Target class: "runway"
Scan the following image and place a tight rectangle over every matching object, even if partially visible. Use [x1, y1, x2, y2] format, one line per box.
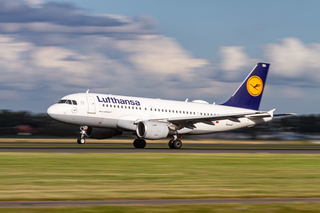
[1, 198, 320, 208]
[1, 147, 320, 154]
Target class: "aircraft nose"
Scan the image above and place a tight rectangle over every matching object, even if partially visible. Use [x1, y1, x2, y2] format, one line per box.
[47, 104, 59, 119]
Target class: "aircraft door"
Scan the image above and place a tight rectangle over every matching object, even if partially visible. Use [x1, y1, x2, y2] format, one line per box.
[86, 96, 96, 114]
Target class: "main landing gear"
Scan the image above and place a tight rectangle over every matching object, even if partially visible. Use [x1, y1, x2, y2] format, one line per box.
[132, 135, 182, 149]
[77, 126, 87, 144]
[168, 135, 182, 149]
[133, 139, 146, 148]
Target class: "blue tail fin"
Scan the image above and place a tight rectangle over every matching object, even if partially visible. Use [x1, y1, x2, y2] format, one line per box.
[222, 63, 270, 110]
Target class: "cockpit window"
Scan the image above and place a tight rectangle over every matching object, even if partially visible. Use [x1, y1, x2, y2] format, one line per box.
[58, 99, 67, 104]
[58, 99, 76, 105]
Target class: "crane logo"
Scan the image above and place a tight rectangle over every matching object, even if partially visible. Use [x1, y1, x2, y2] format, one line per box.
[247, 76, 263, 97]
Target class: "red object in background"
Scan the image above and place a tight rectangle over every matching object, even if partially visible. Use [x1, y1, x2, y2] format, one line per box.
[14, 125, 35, 134]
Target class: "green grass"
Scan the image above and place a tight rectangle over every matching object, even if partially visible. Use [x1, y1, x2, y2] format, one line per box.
[2, 204, 320, 213]
[1, 153, 320, 201]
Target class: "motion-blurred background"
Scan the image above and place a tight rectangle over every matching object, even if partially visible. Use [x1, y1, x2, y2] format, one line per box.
[1, 0, 320, 139]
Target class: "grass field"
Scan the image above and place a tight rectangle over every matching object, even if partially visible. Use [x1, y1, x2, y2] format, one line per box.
[2, 203, 320, 213]
[1, 152, 320, 201]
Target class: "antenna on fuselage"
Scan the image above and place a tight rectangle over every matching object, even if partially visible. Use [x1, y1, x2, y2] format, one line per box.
[86, 89, 89, 94]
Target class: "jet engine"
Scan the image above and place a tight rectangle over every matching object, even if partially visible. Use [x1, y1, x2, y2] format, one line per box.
[85, 127, 122, 139]
[136, 121, 171, 140]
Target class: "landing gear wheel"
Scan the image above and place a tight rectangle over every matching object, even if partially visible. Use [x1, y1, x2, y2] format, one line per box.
[168, 139, 174, 149]
[172, 140, 182, 149]
[77, 138, 86, 144]
[133, 139, 146, 148]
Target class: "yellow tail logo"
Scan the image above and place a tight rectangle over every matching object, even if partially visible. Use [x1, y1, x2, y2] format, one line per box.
[247, 76, 263, 96]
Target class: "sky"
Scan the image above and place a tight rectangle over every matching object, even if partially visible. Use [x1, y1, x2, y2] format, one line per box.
[1, 0, 320, 115]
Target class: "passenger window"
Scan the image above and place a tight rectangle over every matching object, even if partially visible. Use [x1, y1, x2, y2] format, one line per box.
[117, 105, 119, 108]
[103, 104, 105, 107]
[125, 106, 127, 109]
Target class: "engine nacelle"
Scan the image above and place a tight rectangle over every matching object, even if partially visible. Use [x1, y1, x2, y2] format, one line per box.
[85, 127, 122, 139]
[136, 121, 170, 140]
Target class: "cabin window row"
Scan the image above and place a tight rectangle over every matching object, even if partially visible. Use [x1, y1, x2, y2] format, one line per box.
[102, 104, 142, 110]
[101, 104, 216, 116]
[150, 108, 215, 116]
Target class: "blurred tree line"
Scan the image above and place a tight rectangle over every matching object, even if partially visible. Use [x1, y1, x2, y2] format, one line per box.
[236, 114, 320, 138]
[0, 110, 320, 137]
[0, 110, 78, 137]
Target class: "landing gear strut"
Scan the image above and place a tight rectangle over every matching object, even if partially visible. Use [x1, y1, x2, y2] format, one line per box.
[77, 126, 87, 144]
[133, 139, 146, 148]
[168, 135, 182, 149]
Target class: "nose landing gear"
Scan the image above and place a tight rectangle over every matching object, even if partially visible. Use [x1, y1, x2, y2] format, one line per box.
[77, 126, 88, 144]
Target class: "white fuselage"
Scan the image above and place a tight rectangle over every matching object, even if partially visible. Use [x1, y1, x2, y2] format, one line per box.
[47, 93, 271, 136]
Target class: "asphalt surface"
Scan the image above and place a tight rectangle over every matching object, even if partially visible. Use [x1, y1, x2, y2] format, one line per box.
[1, 147, 320, 154]
[1, 198, 320, 208]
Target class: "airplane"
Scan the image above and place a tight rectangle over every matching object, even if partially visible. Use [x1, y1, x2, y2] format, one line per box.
[47, 63, 294, 149]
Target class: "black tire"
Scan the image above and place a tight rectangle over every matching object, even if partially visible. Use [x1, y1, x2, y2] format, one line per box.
[168, 139, 174, 149]
[77, 138, 85, 144]
[173, 140, 182, 149]
[133, 139, 146, 148]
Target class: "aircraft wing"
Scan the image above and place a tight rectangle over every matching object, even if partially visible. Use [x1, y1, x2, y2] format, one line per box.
[164, 111, 259, 129]
[154, 109, 295, 130]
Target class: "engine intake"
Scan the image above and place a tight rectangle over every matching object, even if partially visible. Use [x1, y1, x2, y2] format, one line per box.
[136, 121, 170, 140]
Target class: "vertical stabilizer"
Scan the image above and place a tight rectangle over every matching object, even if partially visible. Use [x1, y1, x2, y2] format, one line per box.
[222, 63, 270, 110]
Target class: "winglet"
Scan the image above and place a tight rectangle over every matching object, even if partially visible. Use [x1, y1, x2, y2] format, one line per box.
[86, 89, 89, 94]
[268, 108, 276, 117]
